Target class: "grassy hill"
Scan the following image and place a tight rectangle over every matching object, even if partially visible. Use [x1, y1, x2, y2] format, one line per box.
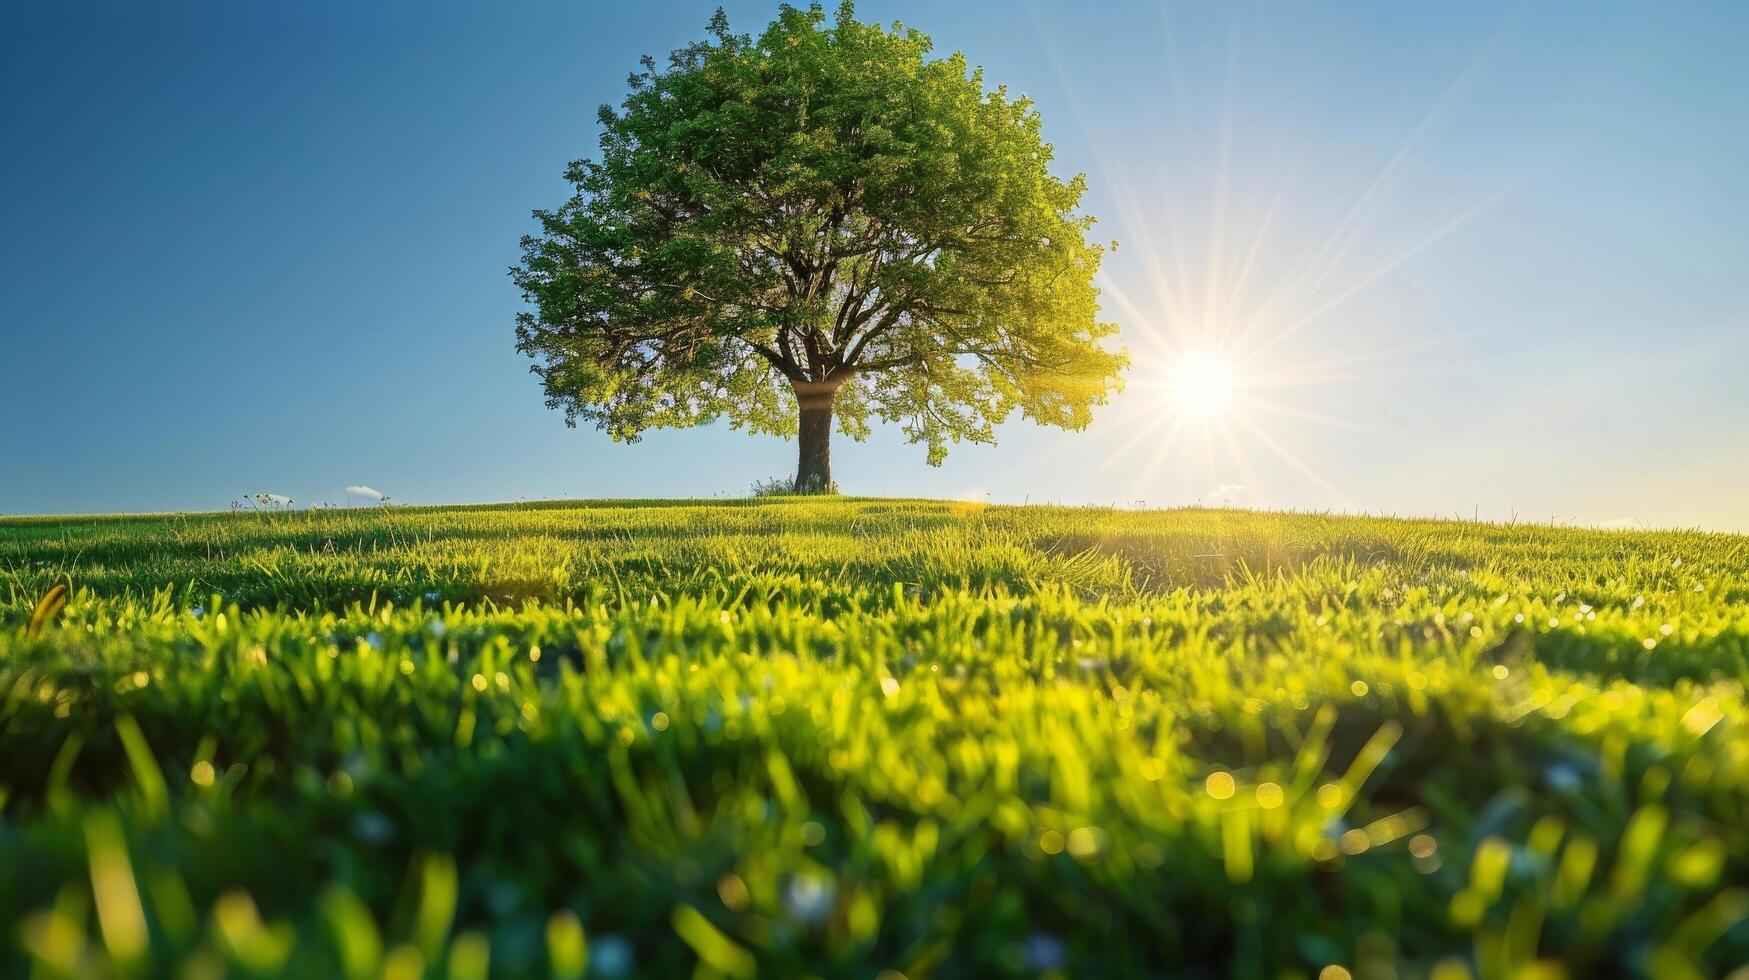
[3, 499, 1747, 977]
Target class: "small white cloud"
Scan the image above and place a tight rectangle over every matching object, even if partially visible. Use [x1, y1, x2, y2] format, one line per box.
[252, 492, 294, 508]
[1201, 483, 1247, 506]
[346, 485, 385, 501]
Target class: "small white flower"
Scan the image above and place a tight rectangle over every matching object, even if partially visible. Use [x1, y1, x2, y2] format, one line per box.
[784, 873, 835, 923]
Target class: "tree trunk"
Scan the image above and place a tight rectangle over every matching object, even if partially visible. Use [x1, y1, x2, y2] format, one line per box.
[793, 380, 838, 494]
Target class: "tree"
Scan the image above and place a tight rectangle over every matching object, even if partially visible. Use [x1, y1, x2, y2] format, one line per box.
[513, 2, 1126, 493]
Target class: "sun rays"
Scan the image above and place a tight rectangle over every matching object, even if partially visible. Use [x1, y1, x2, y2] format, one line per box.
[1028, 3, 1511, 511]
[1165, 351, 1239, 417]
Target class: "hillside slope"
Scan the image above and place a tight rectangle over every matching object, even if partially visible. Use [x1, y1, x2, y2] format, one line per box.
[3, 500, 1747, 977]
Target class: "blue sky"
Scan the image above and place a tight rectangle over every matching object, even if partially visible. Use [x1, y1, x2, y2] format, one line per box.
[3, 1, 1746, 527]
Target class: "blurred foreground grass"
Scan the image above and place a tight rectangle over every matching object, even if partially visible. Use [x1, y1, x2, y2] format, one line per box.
[3, 498, 1749, 977]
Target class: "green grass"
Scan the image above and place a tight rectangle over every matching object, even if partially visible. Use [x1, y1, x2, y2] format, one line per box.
[3, 499, 1748, 978]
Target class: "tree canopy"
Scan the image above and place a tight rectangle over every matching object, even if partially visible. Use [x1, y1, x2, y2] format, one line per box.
[513, 2, 1126, 490]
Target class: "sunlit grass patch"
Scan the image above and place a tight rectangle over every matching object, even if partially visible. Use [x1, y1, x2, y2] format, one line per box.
[1, 499, 1747, 976]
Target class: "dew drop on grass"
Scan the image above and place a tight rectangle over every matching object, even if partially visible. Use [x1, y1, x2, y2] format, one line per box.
[1205, 771, 1236, 800]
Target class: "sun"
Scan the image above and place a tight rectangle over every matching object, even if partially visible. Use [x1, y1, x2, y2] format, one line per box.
[1168, 352, 1240, 416]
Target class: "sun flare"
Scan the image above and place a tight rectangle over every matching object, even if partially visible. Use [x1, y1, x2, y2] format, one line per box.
[1168, 352, 1240, 417]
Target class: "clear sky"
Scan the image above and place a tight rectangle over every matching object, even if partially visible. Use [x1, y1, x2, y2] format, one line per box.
[4, 1, 1746, 527]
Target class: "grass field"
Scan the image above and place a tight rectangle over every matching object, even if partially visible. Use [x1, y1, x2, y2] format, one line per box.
[3, 499, 1748, 978]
